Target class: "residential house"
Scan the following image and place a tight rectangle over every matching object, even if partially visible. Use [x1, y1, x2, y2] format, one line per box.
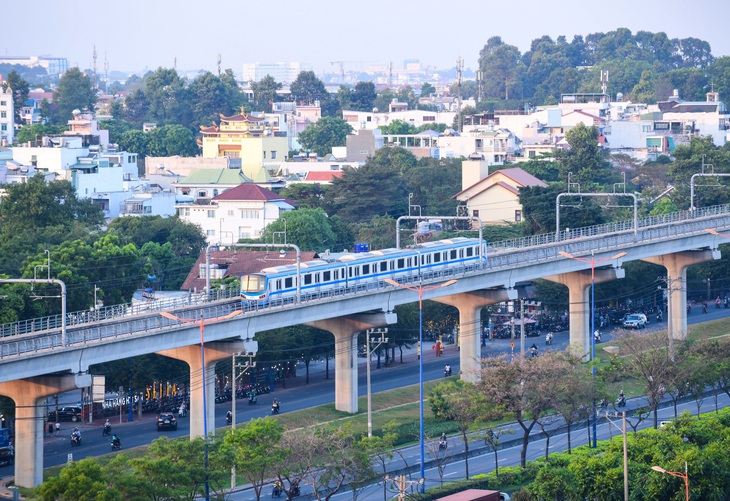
[177, 183, 296, 244]
[0, 78, 13, 146]
[454, 166, 547, 225]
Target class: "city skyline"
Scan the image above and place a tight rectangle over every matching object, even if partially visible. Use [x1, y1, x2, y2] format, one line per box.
[2, 0, 729, 78]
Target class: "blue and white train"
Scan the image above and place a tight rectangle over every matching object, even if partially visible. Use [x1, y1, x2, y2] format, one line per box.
[240, 237, 487, 305]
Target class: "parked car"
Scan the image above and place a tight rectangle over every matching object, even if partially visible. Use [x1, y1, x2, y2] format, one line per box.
[0, 445, 14, 466]
[623, 313, 647, 329]
[156, 412, 178, 431]
[48, 406, 82, 422]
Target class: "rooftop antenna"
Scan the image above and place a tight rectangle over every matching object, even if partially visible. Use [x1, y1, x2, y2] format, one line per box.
[104, 52, 109, 91]
[92, 45, 98, 89]
[456, 56, 463, 132]
[174, 57, 177, 70]
[388, 61, 393, 88]
[601, 70, 609, 101]
[217, 53, 221, 76]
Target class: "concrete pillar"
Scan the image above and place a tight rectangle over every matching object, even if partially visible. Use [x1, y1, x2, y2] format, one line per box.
[432, 289, 517, 382]
[306, 312, 396, 413]
[544, 268, 624, 360]
[0, 373, 91, 488]
[158, 341, 243, 439]
[643, 250, 720, 340]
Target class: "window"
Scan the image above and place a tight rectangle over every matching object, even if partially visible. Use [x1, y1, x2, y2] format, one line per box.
[366, 116, 372, 122]
[0, 111, 5, 118]
[284, 277, 293, 288]
[450, 250, 457, 260]
[263, 151, 266, 159]
[144, 206, 152, 214]
[0, 101, 5, 106]
[228, 210, 234, 216]
[363, 264, 370, 275]
[472, 209, 479, 218]
[206, 229, 216, 236]
[323, 271, 331, 281]
[179, 208, 190, 217]
[303, 274, 312, 285]
[207, 210, 216, 218]
[240, 210, 260, 219]
[198, 190, 207, 198]
[397, 258, 405, 269]
[423, 116, 435, 122]
[515, 210, 522, 222]
[0, 124, 5, 131]
[271, 151, 277, 159]
[380, 262, 388, 272]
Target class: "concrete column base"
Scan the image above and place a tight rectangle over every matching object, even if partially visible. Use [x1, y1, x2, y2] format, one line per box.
[642, 249, 720, 340]
[544, 268, 624, 360]
[0, 373, 91, 488]
[433, 289, 516, 382]
[158, 341, 243, 439]
[306, 312, 396, 413]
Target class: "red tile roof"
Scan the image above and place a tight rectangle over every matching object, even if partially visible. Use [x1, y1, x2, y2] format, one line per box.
[213, 184, 292, 203]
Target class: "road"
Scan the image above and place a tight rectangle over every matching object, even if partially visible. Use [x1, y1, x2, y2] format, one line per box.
[1, 305, 728, 482]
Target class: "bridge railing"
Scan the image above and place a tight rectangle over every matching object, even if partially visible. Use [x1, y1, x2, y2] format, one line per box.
[3, 203, 730, 352]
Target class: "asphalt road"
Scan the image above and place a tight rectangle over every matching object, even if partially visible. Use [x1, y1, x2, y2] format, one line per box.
[1, 305, 728, 481]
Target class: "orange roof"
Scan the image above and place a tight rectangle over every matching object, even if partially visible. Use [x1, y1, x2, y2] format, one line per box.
[304, 171, 344, 182]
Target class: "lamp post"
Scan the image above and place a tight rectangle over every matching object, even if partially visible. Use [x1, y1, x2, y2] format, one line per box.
[384, 277, 457, 492]
[651, 462, 689, 501]
[366, 328, 388, 438]
[559, 250, 626, 447]
[160, 309, 243, 501]
[603, 410, 629, 501]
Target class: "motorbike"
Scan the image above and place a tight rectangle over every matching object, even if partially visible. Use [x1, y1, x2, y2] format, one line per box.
[102, 423, 112, 436]
[702, 303, 708, 314]
[248, 394, 258, 405]
[71, 433, 81, 446]
[226, 413, 232, 425]
[438, 440, 447, 451]
[272, 403, 280, 415]
[111, 437, 121, 450]
[616, 395, 627, 408]
[272, 483, 283, 498]
[444, 366, 452, 377]
[545, 333, 553, 345]
[594, 331, 602, 344]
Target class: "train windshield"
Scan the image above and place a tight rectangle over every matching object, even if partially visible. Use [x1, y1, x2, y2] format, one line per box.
[241, 274, 266, 293]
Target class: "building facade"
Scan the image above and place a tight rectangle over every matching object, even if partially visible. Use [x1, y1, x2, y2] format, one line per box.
[0, 80, 14, 146]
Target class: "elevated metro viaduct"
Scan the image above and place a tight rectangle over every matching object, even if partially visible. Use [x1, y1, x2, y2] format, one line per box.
[1, 215, 729, 487]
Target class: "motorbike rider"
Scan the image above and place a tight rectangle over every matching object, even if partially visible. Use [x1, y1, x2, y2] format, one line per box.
[272, 399, 280, 414]
[617, 390, 626, 406]
[444, 364, 452, 376]
[226, 410, 232, 424]
[71, 427, 81, 443]
[594, 330, 602, 343]
[545, 332, 553, 345]
[530, 344, 538, 357]
[103, 419, 112, 435]
[111, 433, 121, 448]
[272, 480, 283, 497]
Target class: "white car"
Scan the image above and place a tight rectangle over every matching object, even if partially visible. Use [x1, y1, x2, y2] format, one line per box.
[623, 313, 647, 329]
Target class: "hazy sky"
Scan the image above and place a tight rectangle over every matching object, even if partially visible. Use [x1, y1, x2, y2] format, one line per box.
[3, 0, 729, 77]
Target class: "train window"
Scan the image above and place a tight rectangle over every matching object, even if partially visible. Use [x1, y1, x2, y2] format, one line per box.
[380, 261, 388, 272]
[241, 275, 265, 292]
[285, 277, 293, 288]
[433, 253, 441, 263]
[274, 279, 281, 291]
[450, 250, 457, 259]
[323, 271, 331, 281]
[466, 247, 474, 257]
[397, 258, 405, 269]
[314, 273, 321, 284]
[363, 264, 370, 275]
[304, 274, 312, 285]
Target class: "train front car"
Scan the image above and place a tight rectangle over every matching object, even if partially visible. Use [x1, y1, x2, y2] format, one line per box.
[241, 273, 269, 306]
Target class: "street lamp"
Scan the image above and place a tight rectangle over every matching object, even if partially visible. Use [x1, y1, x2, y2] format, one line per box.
[651, 462, 689, 501]
[160, 309, 243, 501]
[384, 277, 457, 492]
[604, 411, 629, 501]
[559, 250, 627, 448]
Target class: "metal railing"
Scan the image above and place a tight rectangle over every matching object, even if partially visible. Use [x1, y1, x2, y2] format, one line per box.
[2, 204, 730, 361]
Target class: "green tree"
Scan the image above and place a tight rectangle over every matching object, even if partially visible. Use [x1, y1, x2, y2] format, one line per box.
[34, 458, 119, 501]
[3, 69, 29, 126]
[225, 418, 287, 501]
[420, 82, 436, 98]
[117, 129, 150, 158]
[98, 119, 135, 145]
[290, 71, 330, 107]
[144, 67, 190, 126]
[280, 183, 329, 210]
[350, 81, 376, 112]
[251, 75, 282, 113]
[379, 119, 415, 135]
[479, 36, 525, 100]
[147, 124, 198, 156]
[108, 215, 206, 261]
[297, 116, 353, 157]
[189, 71, 234, 130]
[259, 208, 338, 253]
[123, 88, 150, 127]
[14, 123, 65, 145]
[52, 67, 97, 124]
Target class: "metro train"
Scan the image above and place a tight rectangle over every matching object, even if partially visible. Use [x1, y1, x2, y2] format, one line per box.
[240, 237, 487, 305]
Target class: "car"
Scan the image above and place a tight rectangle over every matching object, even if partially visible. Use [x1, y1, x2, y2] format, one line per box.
[48, 406, 83, 422]
[623, 313, 647, 329]
[0, 446, 14, 466]
[156, 412, 178, 431]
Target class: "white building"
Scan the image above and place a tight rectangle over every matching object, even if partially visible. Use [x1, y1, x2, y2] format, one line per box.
[177, 183, 296, 244]
[0, 56, 68, 76]
[0, 79, 14, 146]
[242, 62, 301, 84]
[343, 109, 457, 131]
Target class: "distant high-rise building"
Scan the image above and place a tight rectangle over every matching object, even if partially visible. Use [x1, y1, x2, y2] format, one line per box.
[0, 56, 68, 77]
[242, 62, 301, 84]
